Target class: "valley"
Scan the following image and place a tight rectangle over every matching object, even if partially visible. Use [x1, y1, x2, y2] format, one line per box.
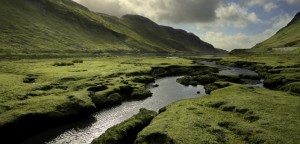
[0, 0, 299, 144]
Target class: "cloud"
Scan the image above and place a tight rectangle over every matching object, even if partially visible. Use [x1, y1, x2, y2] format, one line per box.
[263, 2, 278, 12]
[200, 13, 293, 51]
[214, 3, 262, 28]
[241, 0, 278, 12]
[262, 13, 293, 36]
[201, 32, 252, 51]
[197, 3, 262, 30]
[73, 0, 221, 23]
[286, 0, 300, 4]
[72, 0, 295, 51]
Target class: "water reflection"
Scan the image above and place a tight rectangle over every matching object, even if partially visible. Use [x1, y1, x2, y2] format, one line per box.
[200, 61, 258, 75]
[25, 76, 205, 144]
[24, 62, 263, 144]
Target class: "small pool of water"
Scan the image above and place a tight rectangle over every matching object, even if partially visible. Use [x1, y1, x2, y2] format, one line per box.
[200, 61, 258, 75]
[200, 61, 263, 87]
[24, 76, 205, 144]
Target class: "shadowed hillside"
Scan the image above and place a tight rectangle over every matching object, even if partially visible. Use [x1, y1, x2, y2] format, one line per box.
[0, 0, 226, 57]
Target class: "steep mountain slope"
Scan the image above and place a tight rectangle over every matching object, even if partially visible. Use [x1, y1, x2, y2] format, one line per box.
[248, 12, 300, 53]
[121, 15, 225, 55]
[0, 0, 225, 56]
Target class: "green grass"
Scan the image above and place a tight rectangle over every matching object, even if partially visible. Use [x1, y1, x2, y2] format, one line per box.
[0, 56, 195, 142]
[133, 55, 299, 143]
[1, 56, 298, 143]
[136, 84, 300, 144]
[0, 56, 192, 117]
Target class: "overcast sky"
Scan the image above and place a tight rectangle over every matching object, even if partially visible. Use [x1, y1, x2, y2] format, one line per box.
[73, 0, 300, 51]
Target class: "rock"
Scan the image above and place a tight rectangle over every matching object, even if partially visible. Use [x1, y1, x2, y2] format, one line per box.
[152, 84, 159, 87]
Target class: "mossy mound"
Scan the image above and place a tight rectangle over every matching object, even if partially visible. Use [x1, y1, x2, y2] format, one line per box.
[281, 82, 300, 94]
[204, 82, 231, 94]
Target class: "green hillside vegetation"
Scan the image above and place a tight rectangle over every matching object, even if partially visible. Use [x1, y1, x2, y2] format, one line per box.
[251, 12, 300, 51]
[231, 12, 300, 55]
[0, 0, 226, 57]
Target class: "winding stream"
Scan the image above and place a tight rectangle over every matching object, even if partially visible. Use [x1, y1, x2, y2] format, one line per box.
[24, 62, 262, 144]
[24, 77, 206, 144]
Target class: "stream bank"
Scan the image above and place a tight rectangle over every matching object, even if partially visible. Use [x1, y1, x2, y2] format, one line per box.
[88, 62, 265, 144]
[25, 66, 217, 143]
[113, 56, 300, 144]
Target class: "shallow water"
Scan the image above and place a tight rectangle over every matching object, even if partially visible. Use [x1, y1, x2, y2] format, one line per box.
[200, 61, 258, 75]
[24, 76, 205, 144]
[200, 61, 263, 87]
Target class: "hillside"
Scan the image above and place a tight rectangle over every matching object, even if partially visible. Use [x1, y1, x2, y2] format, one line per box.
[0, 0, 226, 57]
[243, 12, 300, 54]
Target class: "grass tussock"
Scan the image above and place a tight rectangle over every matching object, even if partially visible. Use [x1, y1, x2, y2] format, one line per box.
[53, 62, 74, 66]
[72, 59, 83, 63]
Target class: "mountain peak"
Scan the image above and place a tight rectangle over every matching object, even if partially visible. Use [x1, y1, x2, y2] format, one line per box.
[122, 14, 152, 21]
[287, 12, 300, 26]
[121, 14, 158, 26]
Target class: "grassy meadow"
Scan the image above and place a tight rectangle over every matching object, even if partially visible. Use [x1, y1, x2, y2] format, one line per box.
[136, 84, 300, 144]
[0, 56, 194, 123]
[0, 53, 299, 144]
[90, 55, 300, 144]
[0, 56, 198, 143]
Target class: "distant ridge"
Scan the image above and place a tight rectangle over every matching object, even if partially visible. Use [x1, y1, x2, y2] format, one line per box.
[0, 0, 226, 57]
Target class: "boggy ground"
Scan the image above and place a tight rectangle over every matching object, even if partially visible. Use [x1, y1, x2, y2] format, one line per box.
[0, 56, 216, 143]
[94, 55, 300, 144]
[191, 56, 300, 94]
